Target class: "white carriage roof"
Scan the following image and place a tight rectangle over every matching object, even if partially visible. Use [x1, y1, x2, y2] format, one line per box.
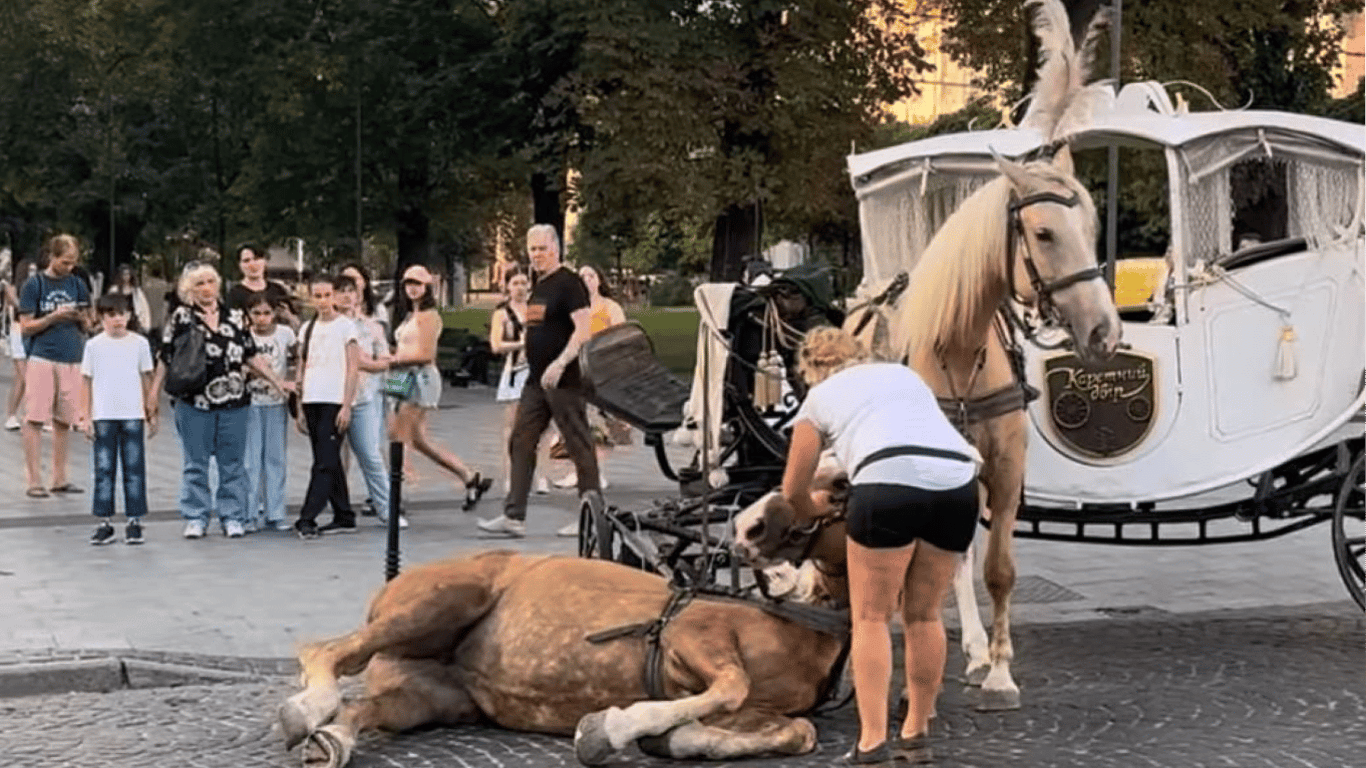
[849, 81, 1366, 185]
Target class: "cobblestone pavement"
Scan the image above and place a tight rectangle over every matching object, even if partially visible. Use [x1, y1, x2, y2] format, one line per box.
[0, 603, 1359, 768]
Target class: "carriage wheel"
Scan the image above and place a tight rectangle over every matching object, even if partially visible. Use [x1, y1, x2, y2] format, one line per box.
[1331, 451, 1366, 612]
[576, 496, 612, 559]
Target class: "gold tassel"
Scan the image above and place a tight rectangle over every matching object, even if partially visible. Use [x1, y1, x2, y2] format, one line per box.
[1274, 325, 1297, 381]
[755, 351, 783, 410]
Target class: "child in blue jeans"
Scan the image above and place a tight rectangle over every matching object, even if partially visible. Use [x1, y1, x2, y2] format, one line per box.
[244, 292, 296, 531]
[80, 294, 156, 544]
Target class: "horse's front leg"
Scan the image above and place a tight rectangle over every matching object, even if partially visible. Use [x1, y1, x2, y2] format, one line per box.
[301, 656, 482, 768]
[978, 415, 1021, 710]
[954, 533, 992, 685]
[280, 561, 499, 748]
[978, 453, 1023, 710]
[573, 645, 750, 766]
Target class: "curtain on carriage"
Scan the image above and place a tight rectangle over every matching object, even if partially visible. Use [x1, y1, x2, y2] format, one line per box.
[854, 158, 995, 296]
[1179, 128, 1364, 266]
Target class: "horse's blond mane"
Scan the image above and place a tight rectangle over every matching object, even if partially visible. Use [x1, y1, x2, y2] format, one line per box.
[892, 176, 1012, 361]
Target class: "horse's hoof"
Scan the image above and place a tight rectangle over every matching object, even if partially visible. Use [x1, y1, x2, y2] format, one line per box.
[574, 710, 616, 766]
[976, 687, 1021, 711]
[964, 664, 990, 686]
[784, 718, 818, 754]
[302, 724, 352, 768]
[279, 697, 314, 750]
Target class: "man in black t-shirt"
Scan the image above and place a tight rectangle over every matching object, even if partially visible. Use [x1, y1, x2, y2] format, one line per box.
[477, 224, 600, 538]
[225, 244, 300, 329]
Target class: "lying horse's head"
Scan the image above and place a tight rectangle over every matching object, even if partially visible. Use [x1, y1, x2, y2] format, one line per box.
[732, 468, 850, 568]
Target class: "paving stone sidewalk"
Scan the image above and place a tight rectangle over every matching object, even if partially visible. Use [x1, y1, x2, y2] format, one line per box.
[0, 603, 1359, 768]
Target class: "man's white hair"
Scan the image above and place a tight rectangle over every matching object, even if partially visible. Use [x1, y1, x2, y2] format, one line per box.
[526, 223, 561, 256]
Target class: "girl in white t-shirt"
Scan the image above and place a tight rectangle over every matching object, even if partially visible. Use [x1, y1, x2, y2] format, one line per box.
[243, 293, 296, 531]
[782, 327, 979, 764]
[79, 293, 156, 545]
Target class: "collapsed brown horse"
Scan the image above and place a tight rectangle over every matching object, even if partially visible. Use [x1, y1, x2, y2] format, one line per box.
[277, 550, 849, 767]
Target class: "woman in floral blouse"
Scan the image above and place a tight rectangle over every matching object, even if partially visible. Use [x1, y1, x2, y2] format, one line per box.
[149, 263, 292, 540]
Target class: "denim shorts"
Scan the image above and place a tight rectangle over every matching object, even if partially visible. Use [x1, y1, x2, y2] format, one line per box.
[391, 364, 442, 409]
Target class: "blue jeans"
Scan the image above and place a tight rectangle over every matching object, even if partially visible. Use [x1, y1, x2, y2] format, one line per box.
[91, 420, 148, 519]
[245, 403, 289, 526]
[347, 398, 391, 519]
[174, 402, 250, 525]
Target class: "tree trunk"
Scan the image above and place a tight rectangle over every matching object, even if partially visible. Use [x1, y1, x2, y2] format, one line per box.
[531, 169, 564, 236]
[394, 163, 431, 283]
[708, 203, 759, 283]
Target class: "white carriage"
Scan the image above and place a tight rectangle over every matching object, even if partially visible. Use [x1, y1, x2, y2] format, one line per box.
[849, 81, 1366, 608]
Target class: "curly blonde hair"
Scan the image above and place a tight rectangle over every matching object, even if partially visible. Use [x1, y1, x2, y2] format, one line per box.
[797, 326, 869, 386]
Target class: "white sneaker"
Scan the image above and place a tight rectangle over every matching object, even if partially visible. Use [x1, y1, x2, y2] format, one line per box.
[535, 477, 550, 495]
[476, 515, 526, 537]
[379, 515, 410, 530]
[4, 415, 19, 431]
[556, 520, 580, 538]
[224, 520, 246, 538]
[183, 520, 207, 539]
[599, 475, 610, 490]
[553, 473, 577, 489]
[42, 423, 53, 433]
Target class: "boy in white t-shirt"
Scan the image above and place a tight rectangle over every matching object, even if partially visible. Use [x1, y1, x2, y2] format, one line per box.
[294, 275, 359, 538]
[243, 292, 296, 532]
[80, 294, 156, 545]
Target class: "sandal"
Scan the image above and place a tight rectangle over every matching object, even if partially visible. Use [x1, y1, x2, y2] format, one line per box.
[49, 483, 84, 494]
[462, 473, 494, 512]
[26, 487, 49, 498]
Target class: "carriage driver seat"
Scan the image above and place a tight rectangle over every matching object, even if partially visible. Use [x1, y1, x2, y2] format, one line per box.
[578, 323, 692, 436]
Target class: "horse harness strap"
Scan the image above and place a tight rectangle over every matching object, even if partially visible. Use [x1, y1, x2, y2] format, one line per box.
[934, 313, 1040, 435]
[585, 584, 851, 703]
[1005, 190, 1103, 312]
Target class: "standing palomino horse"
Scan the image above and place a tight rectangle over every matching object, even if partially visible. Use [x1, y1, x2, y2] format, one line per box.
[843, 0, 1120, 710]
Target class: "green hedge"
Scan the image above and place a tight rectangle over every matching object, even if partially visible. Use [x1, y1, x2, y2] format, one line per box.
[442, 306, 698, 377]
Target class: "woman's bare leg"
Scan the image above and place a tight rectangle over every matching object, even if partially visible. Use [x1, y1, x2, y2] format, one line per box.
[899, 539, 961, 740]
[7, 359, 26, 421]
[846, 537, 917, 753]
[398, 405, 476, 485]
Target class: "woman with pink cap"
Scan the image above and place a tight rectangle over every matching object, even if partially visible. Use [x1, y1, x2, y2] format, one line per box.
[386, 264, 492, 511]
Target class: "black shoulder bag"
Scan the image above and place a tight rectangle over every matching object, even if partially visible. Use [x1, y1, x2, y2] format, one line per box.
[164, 312, 208, 399]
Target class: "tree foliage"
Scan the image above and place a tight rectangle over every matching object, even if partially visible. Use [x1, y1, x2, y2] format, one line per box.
[931, 0, 1360, 115]
[0, 1, 924, 283]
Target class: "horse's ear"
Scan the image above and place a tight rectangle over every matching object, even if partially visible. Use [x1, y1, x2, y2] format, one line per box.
[992, 148, 1034, 193]
[1052, 144, 1075, 176]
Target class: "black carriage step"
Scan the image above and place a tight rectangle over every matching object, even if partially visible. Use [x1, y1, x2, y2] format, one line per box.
[579, 323, 691, 434]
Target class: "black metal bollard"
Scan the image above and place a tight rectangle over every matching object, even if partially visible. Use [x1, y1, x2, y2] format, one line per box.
[386, 441, 404, 581]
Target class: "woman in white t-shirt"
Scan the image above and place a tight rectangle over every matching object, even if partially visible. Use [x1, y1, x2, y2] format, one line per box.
[782, 327, 979, 764]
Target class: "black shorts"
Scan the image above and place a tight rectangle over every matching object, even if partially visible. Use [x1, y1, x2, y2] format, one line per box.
[846, 481, 979, 553]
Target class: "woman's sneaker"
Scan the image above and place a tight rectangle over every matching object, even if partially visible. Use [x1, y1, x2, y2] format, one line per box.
[182, 520, 207, 539]
[90, 522, 116, 546]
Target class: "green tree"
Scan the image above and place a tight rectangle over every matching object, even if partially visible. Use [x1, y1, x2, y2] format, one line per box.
[565, 0, 930, 280]
[932, 0, 1359, 115]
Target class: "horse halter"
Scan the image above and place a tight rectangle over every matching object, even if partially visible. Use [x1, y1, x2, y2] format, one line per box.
[1005, 190, 1103, 323]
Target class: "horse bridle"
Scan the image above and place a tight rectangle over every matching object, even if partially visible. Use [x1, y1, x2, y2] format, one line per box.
[1005, 190, 1104, 325]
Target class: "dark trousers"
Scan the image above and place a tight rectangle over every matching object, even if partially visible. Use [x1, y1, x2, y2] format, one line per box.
[300, 403, 352, 524]
[505, 381, 598, 521]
